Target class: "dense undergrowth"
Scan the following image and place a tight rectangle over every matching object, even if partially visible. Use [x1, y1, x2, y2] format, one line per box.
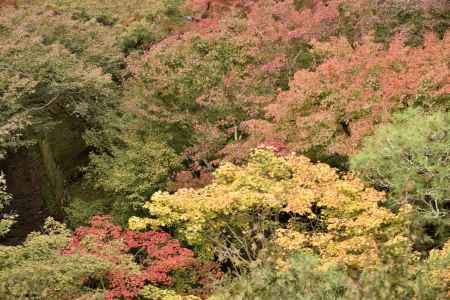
[0, 0, 449, 299]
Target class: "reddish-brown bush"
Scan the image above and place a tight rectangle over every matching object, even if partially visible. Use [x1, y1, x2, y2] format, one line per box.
[63, 216, 221, 299]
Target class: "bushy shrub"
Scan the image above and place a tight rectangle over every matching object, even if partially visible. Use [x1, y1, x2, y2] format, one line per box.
[140, 285, 201, 300]
[212, 243, 450, 300]
[121, 22, 156, 54]
[351, 108, 450, 250]
[43, 0, 185, 28]
[64, 215, 221, 299]
[213, 253, 349, 300]
[87, 135, 181, 225]
[211, 252, 350, 300]
[64, 196, 110, 228]
[415, 240, 450, 299]
[344, 239, 450, 300]
[0, 216, 219, 299]
[0, 218, 112, 300]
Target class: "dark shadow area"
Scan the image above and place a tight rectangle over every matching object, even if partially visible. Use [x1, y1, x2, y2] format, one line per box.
[0, 149, 50, 245]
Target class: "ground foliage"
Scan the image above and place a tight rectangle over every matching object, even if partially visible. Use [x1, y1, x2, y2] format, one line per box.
[211, 245, 450, 300]
[0, 216, 219, 299]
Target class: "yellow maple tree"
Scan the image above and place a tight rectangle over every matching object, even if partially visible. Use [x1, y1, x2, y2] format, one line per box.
[130, 148, 411, 269]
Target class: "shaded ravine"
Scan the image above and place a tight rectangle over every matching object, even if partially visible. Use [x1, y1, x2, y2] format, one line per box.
[0, 149, 50, 245]
[0, 117, 90, 245]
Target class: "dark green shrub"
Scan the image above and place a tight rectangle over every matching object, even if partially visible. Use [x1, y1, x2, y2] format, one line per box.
[121, 22, 156, 54]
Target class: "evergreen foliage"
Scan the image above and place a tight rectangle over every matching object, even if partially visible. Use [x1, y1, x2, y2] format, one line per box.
[351, 108, 450, 250]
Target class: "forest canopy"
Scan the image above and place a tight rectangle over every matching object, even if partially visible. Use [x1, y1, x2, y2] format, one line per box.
[0, 0, 449, 299]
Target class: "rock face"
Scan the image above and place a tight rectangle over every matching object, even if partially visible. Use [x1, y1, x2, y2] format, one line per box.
[0, 119, 88, 245]
[0, 148, 48, 245]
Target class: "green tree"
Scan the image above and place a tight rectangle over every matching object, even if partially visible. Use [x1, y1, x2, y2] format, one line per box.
[0, 3, 122, 225]
[0, 8, 118, 137]
[87, 129, 181, 225]
[351, 108, 450, 250]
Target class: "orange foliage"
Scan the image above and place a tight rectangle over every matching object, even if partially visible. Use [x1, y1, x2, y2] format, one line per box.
[266, 32, 449, 155]
[127, 0, 449, 170]
[0, 0, 16, 8]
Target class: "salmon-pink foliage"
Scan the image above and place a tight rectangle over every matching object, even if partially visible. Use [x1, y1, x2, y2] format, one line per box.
[266, 32, 449, 155]
[126, 0, 449, 176]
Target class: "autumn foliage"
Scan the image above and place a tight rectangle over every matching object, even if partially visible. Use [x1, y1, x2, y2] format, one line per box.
[124, 0, 449, 175]
[63, 215, 220, 299]
[1, 0, 450, 299]
[267, 32, 449, 155]
[130, 149, 410, 270]
[0, 0, 16, 9]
